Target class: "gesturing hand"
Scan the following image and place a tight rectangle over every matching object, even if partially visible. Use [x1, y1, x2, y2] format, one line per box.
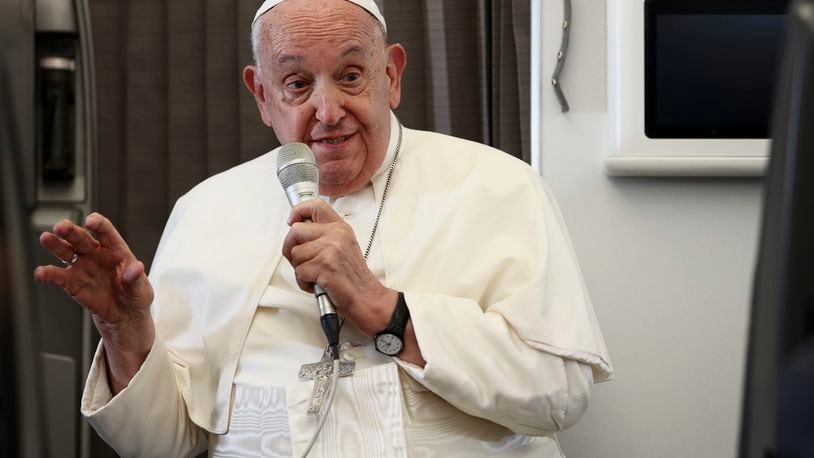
[33, 212, 155, 364]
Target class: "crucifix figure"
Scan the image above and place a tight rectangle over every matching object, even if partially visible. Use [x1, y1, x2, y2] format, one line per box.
[299, 348, 356, 415]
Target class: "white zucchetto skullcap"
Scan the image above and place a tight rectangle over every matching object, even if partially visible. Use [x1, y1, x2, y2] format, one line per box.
[252, 0, 386, 33]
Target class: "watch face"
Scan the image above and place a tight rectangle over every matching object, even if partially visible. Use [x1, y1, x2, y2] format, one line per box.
[375, 333, 403, 356]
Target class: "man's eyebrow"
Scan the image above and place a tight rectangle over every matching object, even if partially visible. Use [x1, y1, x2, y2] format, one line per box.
[341, 46, 366, 58]
[276, 54, 304, 65]
[275, 46, 365, 66]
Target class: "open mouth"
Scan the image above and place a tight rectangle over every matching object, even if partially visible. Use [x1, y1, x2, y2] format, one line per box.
[314, 132, 354, 146]
[321, 136, 348, 145]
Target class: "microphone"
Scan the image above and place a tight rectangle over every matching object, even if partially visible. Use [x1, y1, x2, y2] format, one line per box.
[277, 143, 340, 358]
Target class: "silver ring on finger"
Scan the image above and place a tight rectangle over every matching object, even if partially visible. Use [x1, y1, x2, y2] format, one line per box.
[61, 253, 79, 267]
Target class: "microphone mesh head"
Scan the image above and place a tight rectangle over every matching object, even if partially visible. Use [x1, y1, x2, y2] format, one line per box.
[277, 143, 318, 189]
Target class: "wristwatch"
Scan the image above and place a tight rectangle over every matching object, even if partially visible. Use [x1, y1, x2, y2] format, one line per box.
[374, 292, 410, 356]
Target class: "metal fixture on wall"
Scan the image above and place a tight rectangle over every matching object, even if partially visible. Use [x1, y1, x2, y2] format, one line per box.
[551, 0, 572, 112]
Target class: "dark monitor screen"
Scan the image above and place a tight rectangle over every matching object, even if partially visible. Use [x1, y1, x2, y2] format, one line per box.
[645, 0, 789, 138]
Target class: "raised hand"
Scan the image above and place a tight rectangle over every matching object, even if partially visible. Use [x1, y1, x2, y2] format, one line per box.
[34, 212, 154, 392]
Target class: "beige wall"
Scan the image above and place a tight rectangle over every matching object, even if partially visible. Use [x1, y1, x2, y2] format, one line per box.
[535, 1, 764, 456]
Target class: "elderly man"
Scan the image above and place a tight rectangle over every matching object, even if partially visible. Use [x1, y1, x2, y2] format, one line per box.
[35, 0, 612, 456]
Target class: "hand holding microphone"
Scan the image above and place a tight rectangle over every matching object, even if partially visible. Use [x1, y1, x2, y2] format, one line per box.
[277, 143, 394, 354]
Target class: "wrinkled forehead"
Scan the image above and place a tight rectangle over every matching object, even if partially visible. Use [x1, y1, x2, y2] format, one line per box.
[259, 6, 384, 68]
[252, 0, 386, 33]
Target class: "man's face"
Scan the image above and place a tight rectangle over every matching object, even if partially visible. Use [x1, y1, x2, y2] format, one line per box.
[244, 0, 406, 197]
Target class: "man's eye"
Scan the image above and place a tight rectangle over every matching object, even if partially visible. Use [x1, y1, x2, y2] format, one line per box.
[286, 80, 308, 90]
[343, 73, 361, 82]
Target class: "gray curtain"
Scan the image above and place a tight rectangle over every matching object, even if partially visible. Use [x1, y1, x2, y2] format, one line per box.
[89, 0, 530, 267]
[90, 0, 274, 270]
[386, 0, 530, 163]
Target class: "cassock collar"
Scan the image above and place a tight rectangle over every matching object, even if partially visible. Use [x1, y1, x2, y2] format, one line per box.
[371, 111, 400, 181]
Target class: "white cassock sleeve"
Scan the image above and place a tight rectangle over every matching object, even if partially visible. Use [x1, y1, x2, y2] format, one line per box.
[388, 162, 611, 436]
[397, 300, 594, 436]
[81, 333, 207, 458]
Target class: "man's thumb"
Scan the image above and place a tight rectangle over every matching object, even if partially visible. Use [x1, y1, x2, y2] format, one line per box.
[122, 261, 147, 296]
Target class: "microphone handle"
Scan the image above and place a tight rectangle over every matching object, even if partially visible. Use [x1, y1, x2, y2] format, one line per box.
[314, 285, 335, 315]
[316, 284, 340, 356]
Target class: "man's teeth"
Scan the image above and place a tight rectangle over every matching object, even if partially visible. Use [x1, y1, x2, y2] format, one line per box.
[321, 136, 347, 145]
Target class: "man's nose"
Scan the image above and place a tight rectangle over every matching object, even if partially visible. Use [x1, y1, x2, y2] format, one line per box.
[312, 84, 346, 126]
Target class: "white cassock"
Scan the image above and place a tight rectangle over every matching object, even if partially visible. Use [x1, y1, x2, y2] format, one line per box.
[80, 113, 613, 457]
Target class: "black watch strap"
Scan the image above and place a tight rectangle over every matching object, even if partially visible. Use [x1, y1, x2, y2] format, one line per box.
[385, 292, 410, 336]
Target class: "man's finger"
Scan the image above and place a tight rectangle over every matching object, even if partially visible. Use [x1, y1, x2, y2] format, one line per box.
[121, 261, 151, 300]
[52, 220, 100, 255]
[296, 278, 315, 294]
[288, 240, 324, 267]
[34, 266, 94, 305]
[39, 232, 79, 265]
[287, 199, 342, 225]
[292, 261, 320, 294]
[83, 212, 129, 252]
[282, 222, 329, 260]
[33, 265, 71, 289]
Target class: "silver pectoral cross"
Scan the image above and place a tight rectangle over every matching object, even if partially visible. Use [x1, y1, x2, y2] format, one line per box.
[298, 348, 355, 415]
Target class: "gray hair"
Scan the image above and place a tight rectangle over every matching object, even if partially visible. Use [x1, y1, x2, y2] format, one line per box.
[250, 20, 265, 68]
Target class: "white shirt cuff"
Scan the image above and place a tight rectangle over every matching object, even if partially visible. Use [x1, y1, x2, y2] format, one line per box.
[80, 334, 162, 418]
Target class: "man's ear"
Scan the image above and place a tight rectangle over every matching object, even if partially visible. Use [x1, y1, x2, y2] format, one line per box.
[385, 44, 407, 109]
[243, 65, 273, 127]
